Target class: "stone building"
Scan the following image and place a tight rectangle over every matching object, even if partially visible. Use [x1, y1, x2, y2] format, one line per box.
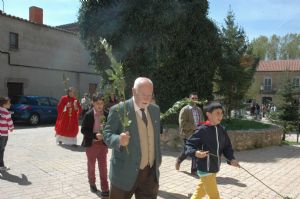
[248, 60, 300, 105]
[0, 7, 99, 100]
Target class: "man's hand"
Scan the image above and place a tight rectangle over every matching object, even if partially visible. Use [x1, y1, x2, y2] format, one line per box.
[119, 131, 130, 146]
[195, 150, 209, 158]
[96, 133, 103, 140]
[230, 159, 240, 168]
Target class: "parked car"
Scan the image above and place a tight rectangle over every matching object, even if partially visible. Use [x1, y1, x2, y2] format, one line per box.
[10, 95, 58, 125]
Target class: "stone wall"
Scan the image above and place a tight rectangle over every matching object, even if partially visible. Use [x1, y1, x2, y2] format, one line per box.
[160, 126, 283, 151]
[227, 127, 283, 151]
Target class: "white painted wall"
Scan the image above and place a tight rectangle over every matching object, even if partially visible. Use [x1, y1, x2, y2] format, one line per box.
[0, 13, 101, 99]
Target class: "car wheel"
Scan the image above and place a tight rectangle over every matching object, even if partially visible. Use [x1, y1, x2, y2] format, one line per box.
[29, 113, 40, 125]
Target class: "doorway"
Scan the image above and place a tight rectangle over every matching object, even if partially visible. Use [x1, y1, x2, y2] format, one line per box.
[7, 82, 24, 98]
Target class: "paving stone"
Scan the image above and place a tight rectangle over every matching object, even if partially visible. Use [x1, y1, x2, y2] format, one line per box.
[0, 125, 299, 199]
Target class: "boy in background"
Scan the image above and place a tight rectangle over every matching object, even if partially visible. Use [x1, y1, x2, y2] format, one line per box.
[186, 102, 240, 199]
[0, 97, 14, 171]
[81, 94, 109, 197]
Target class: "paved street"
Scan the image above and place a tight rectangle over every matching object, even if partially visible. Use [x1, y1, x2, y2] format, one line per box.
[0, 125, 300, 199]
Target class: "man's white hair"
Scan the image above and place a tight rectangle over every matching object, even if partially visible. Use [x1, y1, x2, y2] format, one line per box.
[133, 77, 153, 89]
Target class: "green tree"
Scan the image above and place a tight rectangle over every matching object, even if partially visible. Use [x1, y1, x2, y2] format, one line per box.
[267, 34, 280, 60]
[277, 77, 299, 140]
[78, 0, 222, 111]
[218, 10, 258, 118]
[251, 33, 300, 61]
[280, 33, 300, 59]
[249, 36, 268, 60]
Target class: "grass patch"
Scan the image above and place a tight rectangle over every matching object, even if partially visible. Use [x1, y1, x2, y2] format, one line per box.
[163, 123, 179, 129]
[281, 140, 300, 145]
[221, 119, 272, 130]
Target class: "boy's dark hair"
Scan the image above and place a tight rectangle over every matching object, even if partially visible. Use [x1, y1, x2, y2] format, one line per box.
[0, 96, 10, 107]
[204, 102, 223, 113]
[92, 93, 104, 102]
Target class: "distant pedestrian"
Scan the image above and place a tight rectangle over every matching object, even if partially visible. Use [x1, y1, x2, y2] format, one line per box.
[81, 93, 91, 118]
[81, 93, 109, 197]
[255, 103, 260, 119]
[186, 102, 240, 199]
[250, 104, 255, 116]
[55, 87, 82, 146]
[104, 92, 118, 114]
[0, 96, 14, 171]
[262, 104, 267, 118]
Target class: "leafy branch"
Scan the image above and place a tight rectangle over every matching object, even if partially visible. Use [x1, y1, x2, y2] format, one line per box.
[100, 38, 131, 131]
[62, 73, 70, 92]
[100, 38, 131, 153]
[160, 98, 207, 121]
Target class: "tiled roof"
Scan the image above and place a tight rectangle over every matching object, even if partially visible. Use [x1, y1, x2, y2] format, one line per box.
[0, 11, 77, 35]
[257, 60, 300, 72]
[56, 23, 79, 33]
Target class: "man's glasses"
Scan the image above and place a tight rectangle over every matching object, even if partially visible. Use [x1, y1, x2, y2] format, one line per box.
[136, 93, 154, 98]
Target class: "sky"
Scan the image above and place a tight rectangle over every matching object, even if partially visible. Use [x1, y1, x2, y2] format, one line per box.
[2, 0, 300, 41]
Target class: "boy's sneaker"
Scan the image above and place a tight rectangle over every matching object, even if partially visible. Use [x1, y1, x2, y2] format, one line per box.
[0, 166, 10, 171]
[90, 184, 98, 193]
[175, 161, 180, 170]
[101, 191, 109, 197]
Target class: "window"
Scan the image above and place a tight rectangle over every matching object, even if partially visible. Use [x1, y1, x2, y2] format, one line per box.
[36, 97, 50, 106]
[49, 98, 58, 107]
[89, 83, 97, 95]
[7, 82, 23, 98]
[9, 32, 19, 49]
[293, 77, 300, 89]
[263, 77, 272, 91]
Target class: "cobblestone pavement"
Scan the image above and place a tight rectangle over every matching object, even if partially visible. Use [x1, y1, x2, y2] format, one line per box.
[0, 125, 299, 199]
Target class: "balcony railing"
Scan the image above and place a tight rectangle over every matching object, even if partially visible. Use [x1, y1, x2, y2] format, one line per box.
[260, 88, 276, 94]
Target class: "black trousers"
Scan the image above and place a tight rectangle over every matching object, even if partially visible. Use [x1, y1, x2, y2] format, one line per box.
[109, 165, 159, 199]
[0, 136, 8, 167]
[177, 138, 197, 172]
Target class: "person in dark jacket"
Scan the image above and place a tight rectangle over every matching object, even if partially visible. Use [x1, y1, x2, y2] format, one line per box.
[81, 94, 109, 197]
[185, 102, 240, 199]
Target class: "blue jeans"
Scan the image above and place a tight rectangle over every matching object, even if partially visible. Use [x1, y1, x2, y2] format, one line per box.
[0, 136, 8, 167]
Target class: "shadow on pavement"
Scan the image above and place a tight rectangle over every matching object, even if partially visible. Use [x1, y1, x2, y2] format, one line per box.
[0, 171, 32, 185]
[181, 171, 198, 179]
[158, 190, 190, 199]
[217, 176, 247, 187]
[91, 190, 105, 198]
[59, 144, 85, 152]
[14, 122, 55, 130]
[235, 145, 300, 163]
[161, 149, 181, 158]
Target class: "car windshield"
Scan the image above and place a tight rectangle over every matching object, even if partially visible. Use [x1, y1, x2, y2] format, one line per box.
[36, 97, 50, 106]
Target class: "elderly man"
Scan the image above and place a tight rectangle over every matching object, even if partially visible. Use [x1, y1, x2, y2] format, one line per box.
[103, 77, 162, 199]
